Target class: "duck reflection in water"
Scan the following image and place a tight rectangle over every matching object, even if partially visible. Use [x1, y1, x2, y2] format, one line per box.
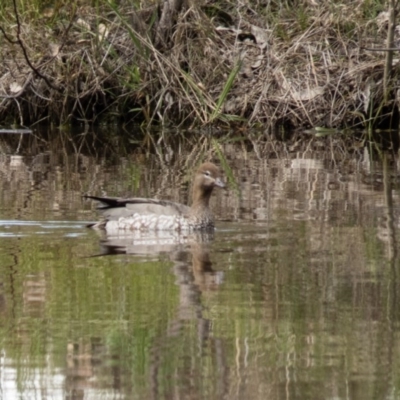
[94, 229, 224, 292]
[87, 229, 224, 356]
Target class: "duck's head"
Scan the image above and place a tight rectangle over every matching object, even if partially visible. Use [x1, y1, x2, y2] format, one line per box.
[192, 162, 225, 206]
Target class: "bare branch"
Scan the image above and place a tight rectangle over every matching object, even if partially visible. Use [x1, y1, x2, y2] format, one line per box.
[6, 0, 62, 91]
[0, 25, 18, 44]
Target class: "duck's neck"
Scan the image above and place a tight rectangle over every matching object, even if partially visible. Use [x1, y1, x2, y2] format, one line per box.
[191, 186, 213, 213]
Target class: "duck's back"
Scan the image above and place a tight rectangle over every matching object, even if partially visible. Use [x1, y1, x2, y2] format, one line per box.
[85, 195, 191, 232]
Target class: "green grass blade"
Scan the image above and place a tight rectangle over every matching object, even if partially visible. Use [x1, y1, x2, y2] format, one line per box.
[210, 59, 242, 122]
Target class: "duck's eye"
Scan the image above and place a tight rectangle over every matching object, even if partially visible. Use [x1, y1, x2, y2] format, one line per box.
[204, 171, 211, 177]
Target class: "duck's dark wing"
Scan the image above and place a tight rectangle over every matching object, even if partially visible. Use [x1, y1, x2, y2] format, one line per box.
[83, 195, 190, 219]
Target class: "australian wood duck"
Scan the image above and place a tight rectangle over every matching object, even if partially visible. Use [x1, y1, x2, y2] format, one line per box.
[84, 162, 225, 232]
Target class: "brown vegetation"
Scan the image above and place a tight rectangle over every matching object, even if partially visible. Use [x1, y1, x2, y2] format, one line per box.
[0, 0, 398, 129]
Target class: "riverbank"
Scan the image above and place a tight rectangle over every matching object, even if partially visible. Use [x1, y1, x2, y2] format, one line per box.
[0, 0, 397, 130]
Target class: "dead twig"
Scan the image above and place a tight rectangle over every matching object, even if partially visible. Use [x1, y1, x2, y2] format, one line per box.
[2, 0, 62, 92]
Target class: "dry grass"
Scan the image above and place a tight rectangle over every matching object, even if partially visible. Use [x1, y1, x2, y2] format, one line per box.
[0, 0, 397, 129]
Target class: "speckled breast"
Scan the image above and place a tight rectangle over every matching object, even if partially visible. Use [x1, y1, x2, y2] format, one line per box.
[104, 213, 214, 233]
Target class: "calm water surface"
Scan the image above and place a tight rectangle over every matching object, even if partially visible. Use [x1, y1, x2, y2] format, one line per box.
[0, 129, 399, 399]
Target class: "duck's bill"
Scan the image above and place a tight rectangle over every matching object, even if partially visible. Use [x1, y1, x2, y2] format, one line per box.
[215, 178, 225, 188]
